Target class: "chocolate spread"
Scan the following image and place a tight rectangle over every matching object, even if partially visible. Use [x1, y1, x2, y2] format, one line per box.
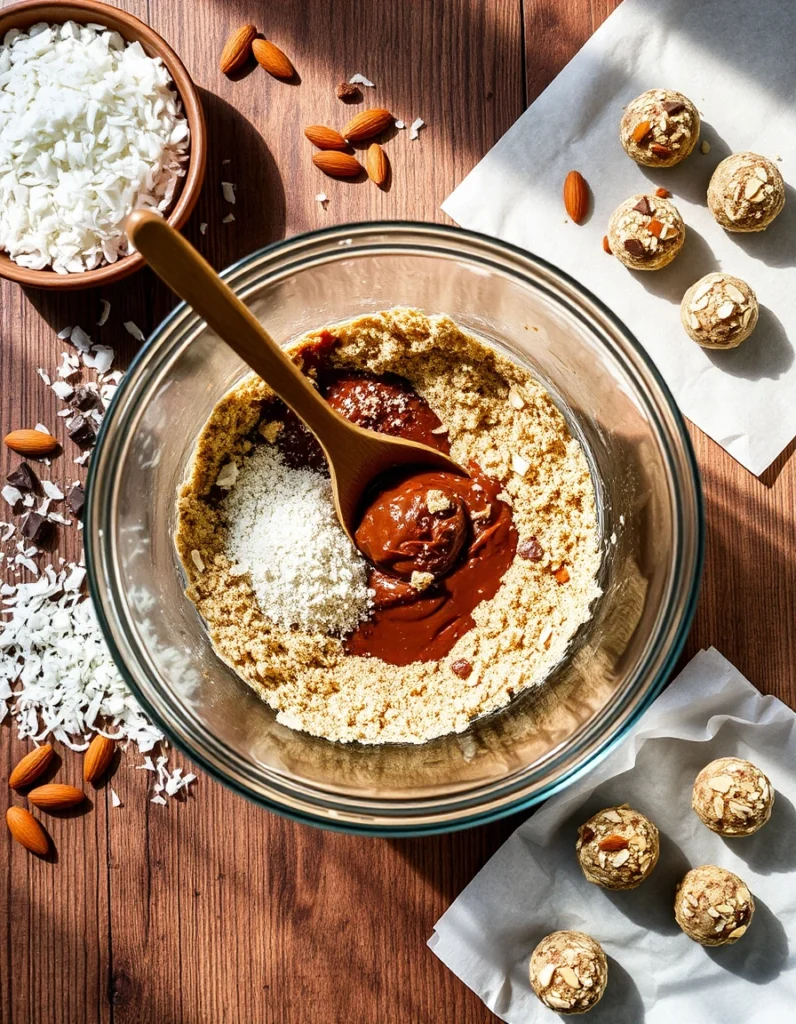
[259, 342, 517, 665]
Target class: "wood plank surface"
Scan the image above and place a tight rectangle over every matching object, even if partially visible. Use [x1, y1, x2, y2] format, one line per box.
[1, 1, 793, 1022]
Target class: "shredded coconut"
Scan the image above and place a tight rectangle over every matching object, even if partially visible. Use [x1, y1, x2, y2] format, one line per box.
[222, 445, 373, 635]
[409, 117, 426, 140]
[348, 73, 375, 87]
[123, 321, 145, 342]
[97, 299, 111, 326]
[0, 21, 190, 273]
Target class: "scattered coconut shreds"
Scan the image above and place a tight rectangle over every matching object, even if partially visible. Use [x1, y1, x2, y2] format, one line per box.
[97, 300, 111, 327]
[349, 73, 375, 87]
[37, 368, 51, 385]
[315, 193, 329, 206]
[83, 345, 115, 374]
[2, 486, 22, 509]
[34, 423, 50, 434]
[57, 326, 72, 340]
[111, 788, 122, 807]
[215, 462, 238, 489]
[394, 120, 406, 130]
[70, 325, 92, 352]
[48, 513, 73, 527]
[51, 380, 74, 401]
[41, 480, 64, 501]
[222, 213, 235, 224]
[221, 181, 236, 204]
[199, 222, 208, 235]
[74, 451, 92, 466]
[123, 321, 145, 342]
[409, 118, 425, 140]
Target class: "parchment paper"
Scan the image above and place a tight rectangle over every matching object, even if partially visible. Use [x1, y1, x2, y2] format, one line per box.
[428, 648, 796, 1022]
[442, 0, 796, 476]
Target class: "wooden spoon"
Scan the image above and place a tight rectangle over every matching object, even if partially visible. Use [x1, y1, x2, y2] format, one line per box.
[125, 210, 464, 542]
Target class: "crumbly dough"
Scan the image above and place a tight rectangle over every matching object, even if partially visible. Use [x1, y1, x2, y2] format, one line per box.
[608, 194, 685, 271]
[675, 865, 754, 946]
[576, 804, 660, 890]
[175, 309, 602, 745]
[692, 756, 774, 836]
[620, 88, 700, 167]
[529, 930, 608, 1014]
[680, 273, 758, 349]
[707, 153, 785, 232]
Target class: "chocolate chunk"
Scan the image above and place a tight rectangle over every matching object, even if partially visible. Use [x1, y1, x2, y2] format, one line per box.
[6, 463, 39, 493]
[66, 483, 85, 519]
[21, 511, 53, 545]
[633, 196, 654, 216]
[70, 385, 102, 412]
[451, 658, 473, 679]
[661, 100, 685, 115]
[623, 238, 647, 258]
[67, 415, 96, 448]
[518, 536, 544, 561]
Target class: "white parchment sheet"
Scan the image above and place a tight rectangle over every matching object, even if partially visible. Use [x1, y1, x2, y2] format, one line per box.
[428, 648, 796, 1023]
[442, 0, 796, 475]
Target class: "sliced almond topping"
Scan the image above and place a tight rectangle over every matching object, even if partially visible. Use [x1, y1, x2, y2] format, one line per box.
[707, 775, 734, 793]
[536, 963, 556, 988]
[724, 283, 746, 305]
[686, 893, 699, 908]
[713, 795, 725, 819]
[690, 295, 710, 312]
[689, 313, 701, 330]
[546, 995, 573, 1010]
[728, 800, 750, 816]
[755, 166, 768, 182]
[728, 925, 747, 940]
[612, 848, 631, 867]
[558, 966, 580, 988]
[681, 906, 694, 918]
[744, 177, 763, 199]
[603, 809, 622, 823]
[707, 906, 720, 918]
[742, 308, 753, 327]
[716, 302, 735, 320]
[715, 903, 734, 914]
[737, 887, 751, 903]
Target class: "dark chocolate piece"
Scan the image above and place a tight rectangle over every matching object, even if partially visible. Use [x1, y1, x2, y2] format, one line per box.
[633, 196, 654, 216]
[66, 483, 85, 519]
[624, 238, 647, 258]
[518, 536, 544, 561]
[6, 463, 39, 493]
[450, 659, 473, 679]
[70, 385, 102, 412]
[661, 100, 685, 115]
[21, 511, 53, 545]
[67, 415, 96, 448]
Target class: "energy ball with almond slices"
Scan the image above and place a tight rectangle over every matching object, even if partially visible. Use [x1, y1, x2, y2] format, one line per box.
[576, 804, 660, 890]
[620, 89, 700, 167]
[707, 153, 785, 232]
[607, 194, 685, 271]
[692, 756, 774, 836]
[680, 273, 759, 349]
[675, 865, 754, 946]
[529, 930, 608, 1015]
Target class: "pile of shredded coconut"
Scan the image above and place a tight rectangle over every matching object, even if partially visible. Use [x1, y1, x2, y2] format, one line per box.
[222, 445, 373, 636]
[0, 21, 190, 273]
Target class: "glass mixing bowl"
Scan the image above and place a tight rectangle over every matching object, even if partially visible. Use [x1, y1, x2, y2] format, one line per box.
[86, 222, 703, 835]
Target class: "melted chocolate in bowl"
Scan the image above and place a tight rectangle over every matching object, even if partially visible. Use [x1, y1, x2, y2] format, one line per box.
[260, 349, 518, 666]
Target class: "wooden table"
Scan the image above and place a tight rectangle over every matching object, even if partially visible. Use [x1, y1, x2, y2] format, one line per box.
[1, 2, 794, 1021]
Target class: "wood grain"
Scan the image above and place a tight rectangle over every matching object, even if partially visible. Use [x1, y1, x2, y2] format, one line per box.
[1, 1, 793, 1022]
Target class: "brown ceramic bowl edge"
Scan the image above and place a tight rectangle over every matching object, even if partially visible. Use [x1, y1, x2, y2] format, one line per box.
[0, 0, 207, 290]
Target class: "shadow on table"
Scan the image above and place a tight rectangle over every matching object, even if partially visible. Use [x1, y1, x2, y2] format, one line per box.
[704, 305, 793, 382]
[721, 792, 796, 875]
[589, 955, 645, 1024]
[705, 897, 788, 983]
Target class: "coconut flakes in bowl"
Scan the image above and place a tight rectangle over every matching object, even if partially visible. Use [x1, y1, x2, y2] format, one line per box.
[0, 21, 190, 274]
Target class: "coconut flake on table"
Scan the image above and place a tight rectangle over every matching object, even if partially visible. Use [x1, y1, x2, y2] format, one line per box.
[394, 120, 406, 130]
[123, 321, 145, 342]
[37, 368, 51, 385]
[349, 73, 375, 87]
[57, 326, 73, 341]
[69, 326, 92, 352]
[315, 193, 329, 206]
[409, 118, 426, 140]
[83, 345, 115, 374]
[0, 22, 190, 274]
[222, 213, 235, 224]
[199, 222, 208, 235]
[97, 300, 111, 327]
[34, 423, 51, 435]
[110, 788, 122, 807]
[51, 380, 74, 401]
[41, 480, 64, 501]
[2, 486, 22, 509]
[221, 181, 236, 204]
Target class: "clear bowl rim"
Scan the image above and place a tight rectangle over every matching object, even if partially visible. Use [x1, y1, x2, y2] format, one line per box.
[85, 220, 705, 836]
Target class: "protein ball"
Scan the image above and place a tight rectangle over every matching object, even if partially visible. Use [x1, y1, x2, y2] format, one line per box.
[620, 88, 700, 167]
[576, 804, 660, 890]
[529, 930, 608, 1014]
[707, 153, 785, 232]
[675, 865, 754, 945]
[680, 273, 759, 349]
[607, 194, 685, 271]
[692, 756, 774, 836]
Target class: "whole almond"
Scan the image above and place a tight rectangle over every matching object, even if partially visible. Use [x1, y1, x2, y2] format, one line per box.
[252, 39, 294, 79]
[312, 152, 362, 179]
[220, 24, 256, 75]
[602, 235, 612, 254]
[563, 171, 589, 224]
[6, 806, 48, 855]
[9, 743, 54, 789]
[343, 108, 393, 143]
[597, 833, 629, 851]
[304, 125, 349, 151]
[83, 734, 115, 784]
[27, 783, 85, 811]
[366, 143, 389, 187]
[4, 429, 57, 458]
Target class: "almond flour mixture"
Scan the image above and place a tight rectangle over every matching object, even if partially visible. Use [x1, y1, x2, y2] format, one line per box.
[175, 309, 602, 744]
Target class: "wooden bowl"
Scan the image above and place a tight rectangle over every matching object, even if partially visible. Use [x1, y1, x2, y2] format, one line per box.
[0, 0, 206, 290]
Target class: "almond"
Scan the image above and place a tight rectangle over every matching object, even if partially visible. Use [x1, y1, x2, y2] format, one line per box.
[304, 125, 349, 151]
[4, 428, 57, 458]
[251, 38, 294, 80]
[650, 143, 673, 159]
[9, 744, 54, 789]
[631, 120, 652, 143]
[27, 783, 85, 811]
[219, 24, 256, 75]
[655, 187, 672, 198]
[553, 565, 570, 585]
[563, 171, 588, 224]
[343, 108, 393, 143]
[366, 143, 389, 187]
[598, 833, 629, 851]
[6, 807, 49, 856]
[602, 235, 612, 254]
[312, 152, 362, 179]
[647, 219, 664, 238]
[83, 735, 115, 784]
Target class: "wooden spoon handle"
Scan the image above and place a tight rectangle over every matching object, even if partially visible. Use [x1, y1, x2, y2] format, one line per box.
[125, 210, 340, 441]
